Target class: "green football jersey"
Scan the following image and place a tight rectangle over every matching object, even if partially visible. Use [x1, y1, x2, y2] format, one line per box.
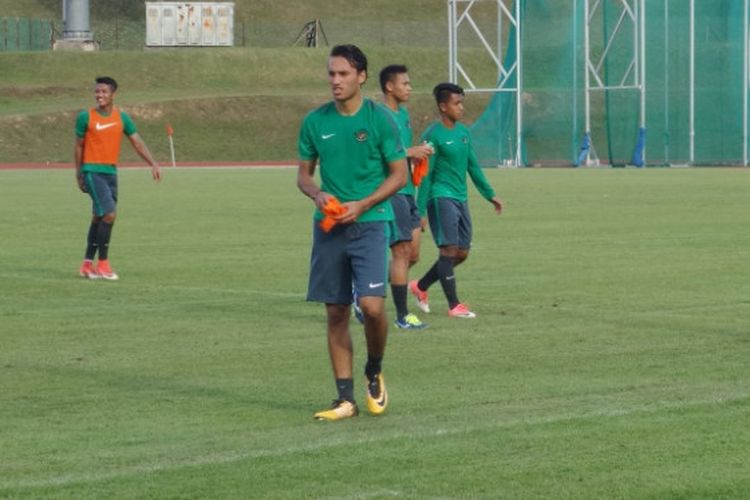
[417, 121, 496, 215]
[298, 98, 406, 222]
[381, 103, 415, 196]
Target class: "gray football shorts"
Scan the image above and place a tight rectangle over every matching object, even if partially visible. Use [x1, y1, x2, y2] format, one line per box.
[307, 220, 391, 304]
[83, 172, 118, 216]
[389, 193, 421, 246]
[426, 197, 472, 249]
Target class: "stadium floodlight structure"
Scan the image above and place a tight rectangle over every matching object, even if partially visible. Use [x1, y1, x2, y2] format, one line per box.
[579, 0, 646, 167]
[448, 0, 523, 167]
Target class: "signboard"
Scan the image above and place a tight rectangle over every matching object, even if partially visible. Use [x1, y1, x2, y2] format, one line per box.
[146, 2, 234, 46]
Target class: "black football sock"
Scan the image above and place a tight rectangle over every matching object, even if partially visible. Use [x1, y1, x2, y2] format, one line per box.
[84, 221, 99, 260]
[391, 284, 408, 320]
[437, 255, 459, 309]
[96, 221, 114, 260]
[417, 261, 440, 292]
[364, 356, 383, 380]
[335, 378, 355, 403]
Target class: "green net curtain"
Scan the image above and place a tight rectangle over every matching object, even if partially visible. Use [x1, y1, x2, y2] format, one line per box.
[469, 0, 747, 166]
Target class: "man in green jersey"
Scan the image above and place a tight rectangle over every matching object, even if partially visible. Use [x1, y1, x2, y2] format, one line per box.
[75, 76, 161, 281]
[379, 64, 434, 330]
[411, 82, 503, 318]
[297, 45, 408, 421]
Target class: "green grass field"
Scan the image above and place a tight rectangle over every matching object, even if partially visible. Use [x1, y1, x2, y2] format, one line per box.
[1, 167, 749, 498]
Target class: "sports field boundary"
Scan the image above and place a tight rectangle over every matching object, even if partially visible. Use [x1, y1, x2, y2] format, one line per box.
[0, 161, 296, 170]
[4, 162, 745, 170]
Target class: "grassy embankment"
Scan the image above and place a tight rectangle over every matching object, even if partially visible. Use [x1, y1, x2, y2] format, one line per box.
[0, 47, 500, 163]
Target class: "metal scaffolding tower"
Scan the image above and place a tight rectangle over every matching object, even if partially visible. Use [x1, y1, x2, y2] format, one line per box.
[447, 0, 523, 166]
[447, 1, 749, 167]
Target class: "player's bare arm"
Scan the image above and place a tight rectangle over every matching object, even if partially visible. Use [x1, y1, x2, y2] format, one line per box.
[128, 133, 161, 181]
[297, 159, 331, 210]
[74, 137, 86, 192]
[338, 157, 407, 224]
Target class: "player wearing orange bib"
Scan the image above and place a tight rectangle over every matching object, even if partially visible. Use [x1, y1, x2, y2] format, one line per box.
[75, 76, 161, 280]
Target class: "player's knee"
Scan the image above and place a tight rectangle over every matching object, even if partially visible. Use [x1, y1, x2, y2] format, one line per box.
[408, 248, 420, 266]
[408, 253, 420, 267]
[391, 242, 410, 261]
[102, 212, 117, 223]
[326, 304, 350, 326]
[455, 250, 469, 264]
[359, 297, 384, 320]
[439, 246, 459, 259]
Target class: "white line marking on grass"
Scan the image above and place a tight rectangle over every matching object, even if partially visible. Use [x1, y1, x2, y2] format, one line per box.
[4, 393, 747, 490]
[118, 165, 297, 172]
[0, 282, 305, 317]
[137, 283, 303, 298]
[325, 490, 404, 500]
[0, 274, 303, 300]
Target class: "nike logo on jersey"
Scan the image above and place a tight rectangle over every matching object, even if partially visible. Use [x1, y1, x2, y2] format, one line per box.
[322, 133, 336, 140]
[369, 282, 384, 289]
[445, 140, 455, 145]
[95, 122, 118, 131]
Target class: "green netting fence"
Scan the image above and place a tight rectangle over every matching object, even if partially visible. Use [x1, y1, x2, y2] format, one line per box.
[470, 0, 748, 166]
[0, 17, 52, 52]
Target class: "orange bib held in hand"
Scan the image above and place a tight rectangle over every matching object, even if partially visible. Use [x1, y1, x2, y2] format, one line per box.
[412, 157, 429, 186]
[320, 197, 348, 232]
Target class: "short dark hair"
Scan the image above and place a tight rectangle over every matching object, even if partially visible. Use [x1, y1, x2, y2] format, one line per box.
[95, 76, 118, 92]
[329, 44, 368, 74]
[433, 82, 464, 104]
[379, 64, 408, 93]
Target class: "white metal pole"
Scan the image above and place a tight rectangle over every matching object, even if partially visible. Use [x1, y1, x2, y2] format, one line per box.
[639, 0, 646, 163]
[573, 0, 579, 163]
[639, 0, 646, 129]
[665, 0, 670, 164]
[689, 0, 695, 164]
[571, 0, 578, 162]
[498, 0, 504, 164]
[498, 0, 503, 84]
[169, 136, 176, 168]
[744, 0, 748, 165]
[584, 0, 592, 164]
[515, 0, 523, 166]
[448, 0, 456, 83]
[634, 0, 640, 87]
